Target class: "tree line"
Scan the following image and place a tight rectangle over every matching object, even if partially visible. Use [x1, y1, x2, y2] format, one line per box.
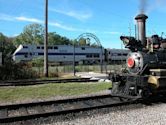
[0, 23, 100, 61]
[13, 23, 73, 46]
[12, 23, 98, 47]
[0, 23, 101, 80]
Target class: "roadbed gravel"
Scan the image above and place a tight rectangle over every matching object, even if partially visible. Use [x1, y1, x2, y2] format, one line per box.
[3, 102, 166, 125]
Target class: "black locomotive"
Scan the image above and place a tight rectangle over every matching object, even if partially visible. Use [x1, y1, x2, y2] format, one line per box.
[110, 13, 166, 99]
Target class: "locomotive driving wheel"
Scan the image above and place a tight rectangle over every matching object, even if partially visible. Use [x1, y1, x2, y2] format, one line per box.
[140, 87, 151, 99]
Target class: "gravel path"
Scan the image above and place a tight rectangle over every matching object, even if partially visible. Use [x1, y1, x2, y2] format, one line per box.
[5, 102, 166, 125]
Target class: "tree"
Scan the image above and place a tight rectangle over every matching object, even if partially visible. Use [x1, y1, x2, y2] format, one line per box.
[48, 32, 72, 45]
[0, 33, 6, 43]
[13, 26, 73, 46]
[91, 43, 99, 47]
[79, 38, 87, 46]
[72, 39, 79, 45]
[0, 33, 16, 63]
[13, 23, 44, 46]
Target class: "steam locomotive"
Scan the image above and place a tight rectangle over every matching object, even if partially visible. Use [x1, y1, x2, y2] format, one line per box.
[110, 13, 166, 99]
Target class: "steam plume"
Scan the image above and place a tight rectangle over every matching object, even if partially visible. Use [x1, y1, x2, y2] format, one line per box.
[140, 0, 147, 14]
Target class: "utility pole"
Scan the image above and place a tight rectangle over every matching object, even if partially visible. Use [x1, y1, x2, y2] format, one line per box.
[44, 0, 48, 77]
[100, 46, 103, 73]
[73, 43, 76, 76]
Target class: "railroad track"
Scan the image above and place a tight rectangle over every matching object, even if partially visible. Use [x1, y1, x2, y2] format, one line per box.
[0, 94, 134, 123]
[0, 78, 99, 86]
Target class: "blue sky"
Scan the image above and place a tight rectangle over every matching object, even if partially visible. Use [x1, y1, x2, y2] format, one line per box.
[0, 0, 166, 48]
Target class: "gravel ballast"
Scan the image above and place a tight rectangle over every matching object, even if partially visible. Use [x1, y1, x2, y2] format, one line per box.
[5, 102, 166, 125]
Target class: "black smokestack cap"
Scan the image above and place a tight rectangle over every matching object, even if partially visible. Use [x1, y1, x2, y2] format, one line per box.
[135, 14, 148, 20]
[135, 14, 148, 47]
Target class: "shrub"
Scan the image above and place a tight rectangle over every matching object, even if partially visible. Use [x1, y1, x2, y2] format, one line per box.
[0, 61, 37, 80]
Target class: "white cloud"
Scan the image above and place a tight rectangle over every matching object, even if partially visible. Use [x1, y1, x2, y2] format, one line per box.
[103, 31, 121, 35]
[15, 16, 43, 23]
[50, 8, 92, 21]
[49, 22, 77, 31]
[15, 16, 77, 31]
[12, 34, 19, 37]
[0, 13, 15, 21]
[146, 0, 166, 14]
[0, 13, 81, 31]
[0, 13, 102, 33]
[0, 13, 123, 35]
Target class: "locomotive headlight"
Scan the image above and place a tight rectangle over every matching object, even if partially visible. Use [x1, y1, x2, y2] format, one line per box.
[127, 57, 135, 68]
[126, 52, 144, 74]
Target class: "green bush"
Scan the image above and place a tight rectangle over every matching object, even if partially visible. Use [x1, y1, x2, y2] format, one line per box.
[0, 61, 37, 80]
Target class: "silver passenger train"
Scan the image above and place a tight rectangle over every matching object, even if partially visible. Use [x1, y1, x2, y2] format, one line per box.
[12, 44, 129, 64]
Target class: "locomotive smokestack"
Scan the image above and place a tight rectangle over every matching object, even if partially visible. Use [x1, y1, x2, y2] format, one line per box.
[135, 14, 148, 46]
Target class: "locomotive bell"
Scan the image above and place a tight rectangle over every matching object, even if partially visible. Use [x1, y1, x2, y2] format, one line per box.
[135, 14, 148, 47]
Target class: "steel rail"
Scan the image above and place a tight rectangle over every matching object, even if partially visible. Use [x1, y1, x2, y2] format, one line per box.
[0, 94, 135, 123]
[0, 78, 99, 86]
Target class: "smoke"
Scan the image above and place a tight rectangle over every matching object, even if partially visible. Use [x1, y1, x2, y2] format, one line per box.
[147, 0, 166, 13]
[139, 0, 148, 14]
[139, 0, 166, 14]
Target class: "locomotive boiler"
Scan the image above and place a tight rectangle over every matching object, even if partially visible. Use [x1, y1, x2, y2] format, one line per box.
[110, 13, 166, 99]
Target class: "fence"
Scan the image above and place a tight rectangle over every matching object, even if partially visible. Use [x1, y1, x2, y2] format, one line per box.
[32, 62, 126, 77]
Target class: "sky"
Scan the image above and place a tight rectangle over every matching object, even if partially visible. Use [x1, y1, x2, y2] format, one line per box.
[0, 0, 166, 48]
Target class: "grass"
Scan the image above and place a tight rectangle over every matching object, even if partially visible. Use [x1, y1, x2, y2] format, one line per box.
[0, 82, 112, 104]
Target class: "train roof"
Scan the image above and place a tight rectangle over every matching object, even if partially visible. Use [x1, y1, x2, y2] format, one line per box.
[18, 44, 102, 48]
[13, 45, 129, 54]
[107, 48, 129, 52]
